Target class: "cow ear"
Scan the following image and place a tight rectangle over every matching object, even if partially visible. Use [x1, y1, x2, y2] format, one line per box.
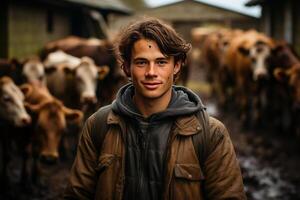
[238, 46, 250, 56]
[24, 101, 44, 113]
[274, 68, 288, 82]
[97, 65, 110, 80]
[45, 66, 57, 74]
[63, 107, 83, 124]
[19, 83, 33, 98]
[271, 44, 284, 55]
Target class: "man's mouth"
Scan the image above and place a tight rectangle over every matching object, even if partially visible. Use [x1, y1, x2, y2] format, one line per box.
[142, 81, 161, 90]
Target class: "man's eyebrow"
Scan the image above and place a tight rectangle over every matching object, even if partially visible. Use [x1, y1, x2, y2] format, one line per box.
[133, 57, 148, 61]
[156, 57, 170, 60]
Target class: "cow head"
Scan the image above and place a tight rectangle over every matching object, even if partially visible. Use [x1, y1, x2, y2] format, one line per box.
[238, 40, 272, 81]
[0, 76, 31, 127]
[43, 50, 81, 69]
[25, 99, 83, 164]
[22, 58, 46, 86]
[274, 65, 300, 109]
[64, 57, 109, 105]
[270, 42, 300, 69]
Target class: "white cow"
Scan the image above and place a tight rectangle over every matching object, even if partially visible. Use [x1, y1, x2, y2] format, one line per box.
[0, 76, 31, 127]
[44, 52, 109, 109]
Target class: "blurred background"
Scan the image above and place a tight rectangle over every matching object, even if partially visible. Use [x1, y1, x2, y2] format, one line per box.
[0, 0, 300, 199]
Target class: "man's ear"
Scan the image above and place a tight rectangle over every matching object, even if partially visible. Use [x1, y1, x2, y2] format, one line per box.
[174, 61, 181, 75]
[122, 62, 131, 77]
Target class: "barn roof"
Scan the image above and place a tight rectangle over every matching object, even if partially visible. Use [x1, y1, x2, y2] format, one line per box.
[245, 0, 266, 6]
[63, 0, 132, 14]
[150, 0, 258, 18]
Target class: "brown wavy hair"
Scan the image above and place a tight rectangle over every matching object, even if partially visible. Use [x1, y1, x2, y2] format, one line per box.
[114, 17, 191, 79]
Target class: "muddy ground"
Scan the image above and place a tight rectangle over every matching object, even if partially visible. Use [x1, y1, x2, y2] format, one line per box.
[1, 64, 300, 200]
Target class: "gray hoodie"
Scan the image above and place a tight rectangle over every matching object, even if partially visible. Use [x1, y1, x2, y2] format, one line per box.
[111, 83, 205, 200]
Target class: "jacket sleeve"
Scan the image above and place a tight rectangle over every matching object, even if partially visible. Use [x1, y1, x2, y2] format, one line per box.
[63, 115, 98, 200]
[203, 117, 246, 199]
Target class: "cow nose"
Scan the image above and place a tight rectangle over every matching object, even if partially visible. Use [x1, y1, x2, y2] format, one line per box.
[82, 96, 97, 104]
[21, 116, 32, 126]
[257, 73, 268, 80]
[40, 154, 58, 165]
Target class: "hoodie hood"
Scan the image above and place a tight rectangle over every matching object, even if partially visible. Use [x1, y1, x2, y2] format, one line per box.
[111, 83, 205, 122]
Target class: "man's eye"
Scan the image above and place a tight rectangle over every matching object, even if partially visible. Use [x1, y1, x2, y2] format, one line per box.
[157, 61, 167, 65]
[136, 61, 147, 66]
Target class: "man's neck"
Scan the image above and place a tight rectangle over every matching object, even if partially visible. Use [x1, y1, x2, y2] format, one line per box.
[133, 90, 172, 118]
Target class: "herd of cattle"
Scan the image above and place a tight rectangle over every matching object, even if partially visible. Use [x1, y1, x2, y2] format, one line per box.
[1, 28, 300, 192]
[195, 28, 299, 135]
[0, 36, 128, 193]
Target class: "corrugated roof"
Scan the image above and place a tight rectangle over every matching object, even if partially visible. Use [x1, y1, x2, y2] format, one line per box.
[64, 0, 132, 13]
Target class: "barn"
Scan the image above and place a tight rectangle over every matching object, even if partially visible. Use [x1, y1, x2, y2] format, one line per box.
[246, 0, 300, 54]
[110, 0, 259, 43]
[0, 0, 132, 59]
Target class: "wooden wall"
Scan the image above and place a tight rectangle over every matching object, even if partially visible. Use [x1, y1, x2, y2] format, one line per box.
[8, 2, 71, 59]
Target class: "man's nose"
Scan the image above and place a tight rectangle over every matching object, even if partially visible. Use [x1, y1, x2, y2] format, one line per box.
[145, 63, 156, 76]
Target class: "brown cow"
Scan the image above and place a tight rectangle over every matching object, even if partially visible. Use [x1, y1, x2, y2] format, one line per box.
[262, 42, 300, 132]
[20, 83, 83, 162]
[274, 64, 300, 136]
[201, 29, 243, 107]
[224, 30, 275, 126]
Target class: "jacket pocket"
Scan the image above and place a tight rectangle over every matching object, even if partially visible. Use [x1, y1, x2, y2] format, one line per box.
[174, 163, 205, 181]
[171, 163, 205, 200]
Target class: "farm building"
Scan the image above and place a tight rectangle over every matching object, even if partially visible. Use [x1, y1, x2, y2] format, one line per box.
[110, 0, 259, 43]
[0, 0, 132, 59]
[246, 0, 300, 54]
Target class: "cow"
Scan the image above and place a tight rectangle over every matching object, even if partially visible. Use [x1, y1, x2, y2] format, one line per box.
[19, 82, 83, 185]
[21, 57, 46, 87]
[0, 76, 31, 194]
[223, 30, 275, 126]
[260, 42, 300, 133]
[0, 76, 31, 126]
[274, 64, 300, 136]
[41, 36, 128, 106]
[1, 57, 46, 87]
[44, 52, 109, 118]
[201, 29, 243, 108]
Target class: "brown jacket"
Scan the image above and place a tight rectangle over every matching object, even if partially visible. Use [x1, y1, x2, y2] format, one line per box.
[64, 109, 246, 200]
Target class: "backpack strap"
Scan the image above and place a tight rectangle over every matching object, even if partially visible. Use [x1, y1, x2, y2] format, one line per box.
[90, 104, 112, 155]
[192, 107, 211, 169]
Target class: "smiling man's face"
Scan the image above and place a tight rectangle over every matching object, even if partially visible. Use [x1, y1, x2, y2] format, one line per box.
[130, 39, 181, 103]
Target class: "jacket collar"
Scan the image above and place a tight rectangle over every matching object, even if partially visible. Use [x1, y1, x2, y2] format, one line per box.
[174, 114, 202, 136]
[107, 110, 120, 125]
[108, 110, 202, 136]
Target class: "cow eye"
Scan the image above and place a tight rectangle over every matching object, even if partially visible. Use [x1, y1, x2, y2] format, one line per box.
[38, 75, 44, 81]
[251, 57, 257, 63]
[2, 94, 12, 102]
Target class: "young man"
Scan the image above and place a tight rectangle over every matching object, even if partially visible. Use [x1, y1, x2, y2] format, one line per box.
[64, 18, 246, 200]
